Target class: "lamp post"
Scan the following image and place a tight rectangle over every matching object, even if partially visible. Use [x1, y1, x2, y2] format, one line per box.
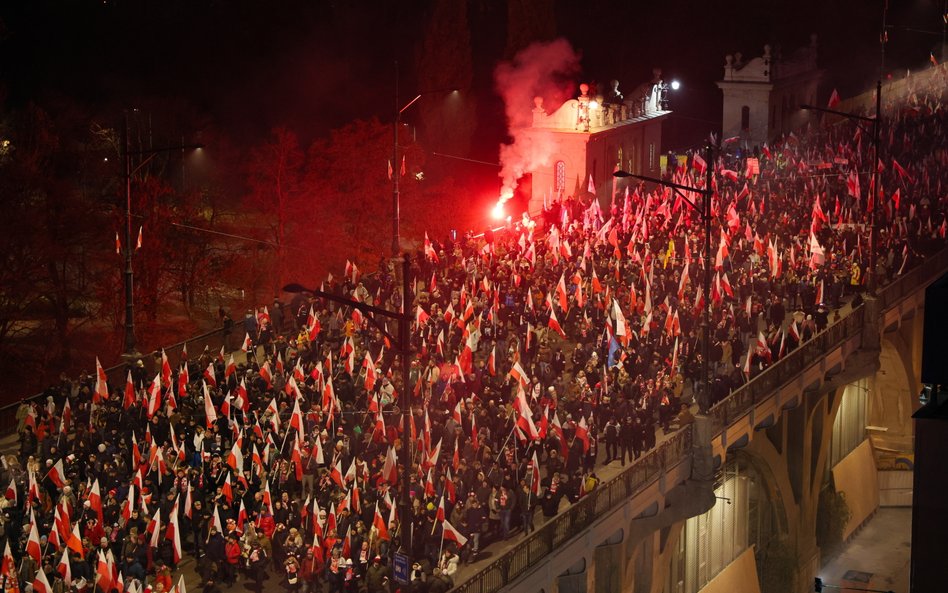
[614, 143, 714, 413]
[391, 60, 425, 257]
[283, 254, 414, 553]
[391, 66, 461, 255]
[122, 112, 204, 358]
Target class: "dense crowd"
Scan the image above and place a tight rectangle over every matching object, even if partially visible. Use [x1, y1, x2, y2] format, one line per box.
[4, 66, 947, 593]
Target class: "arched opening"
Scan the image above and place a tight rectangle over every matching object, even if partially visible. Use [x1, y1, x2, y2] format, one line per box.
[741, 105, 750, 131]
[665, 453, 781, 593]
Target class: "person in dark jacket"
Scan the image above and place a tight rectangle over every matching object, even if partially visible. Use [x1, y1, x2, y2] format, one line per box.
[366, 556, 391, 593]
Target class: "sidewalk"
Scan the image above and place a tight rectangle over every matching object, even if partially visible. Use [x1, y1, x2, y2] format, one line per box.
[819, 507, 911, 593]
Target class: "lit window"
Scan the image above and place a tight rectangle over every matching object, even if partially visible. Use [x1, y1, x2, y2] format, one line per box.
[554, 160, 566, 193]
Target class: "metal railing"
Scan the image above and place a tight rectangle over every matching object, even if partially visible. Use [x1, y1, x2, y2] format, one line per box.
[452, 428, 692, 593]
[707, 246, 948, 430]
[449, 246, 948, 593]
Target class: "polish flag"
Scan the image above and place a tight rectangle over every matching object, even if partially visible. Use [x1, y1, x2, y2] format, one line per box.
[508, 361, 529, 387]
[789, 320, 801, 342]
[515, 386, 539, 440]
[373, 502, 390, 540]
[124, 371, 137, 410]
[721, 271, 734, 298]
[259, 361, 273, 387]
[551, 411, 568, 457]
[381, 446, 398, 485]
[96, 550, 112, 593]
[57, 547, 72, 585]
[159, 349, 172, 388]
[221, 474, 233, 504]
[548, 306, 566, 339]
[224, 354, 237, 379]
[487, 345, 496, 376]
[363, 352, 377, 392]
[441, 519, 468, 548]
[178, 363, 189, 399]
[291, 440, 303, 481]
[415, 306, 430, 326]
[89, 479, 104, 525]
[827, 88, 841, 109]
[290, 397, 304, 433]
[94, 357, 109, 402]
[556, 273, 569, 312]
[33, 566, 53, 593]
[203, 362, 217, 388]
[330, 460, 344, 488]
[227, 436, 244, 472]
[424, 232, 439, 262]
[203, 382, 218, 428]
[574, 416, 590, 454]
[26, 519, 42, 562]
[692, 153, 707, 175]
[165, 496, 182, 564]
[426, 438, 442, 470]
[306, 306, 321, 341]
[424, 468, 436, 498]
[4, 478, 15, 504]
[236, 499, 248, 533]
[241, 333, 252, 352]
[145, 375, 161, 419]
[47, 458, 66, 489]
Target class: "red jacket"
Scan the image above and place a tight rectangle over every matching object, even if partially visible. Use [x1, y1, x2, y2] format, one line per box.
[225, 540, 242, 565]
[257, 514, 276, 538]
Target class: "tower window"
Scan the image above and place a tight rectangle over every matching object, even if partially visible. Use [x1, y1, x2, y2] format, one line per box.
[554, 160, 566, 193]
[741, 106, 750, 131]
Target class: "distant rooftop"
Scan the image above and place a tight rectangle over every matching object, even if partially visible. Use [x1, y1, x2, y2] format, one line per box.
[531, 76, 671, 133]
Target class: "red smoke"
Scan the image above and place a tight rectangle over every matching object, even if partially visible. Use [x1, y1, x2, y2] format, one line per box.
[494, 39, 581, 208]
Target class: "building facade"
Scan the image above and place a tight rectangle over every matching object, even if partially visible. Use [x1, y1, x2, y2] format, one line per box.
[715, 35, 824, 148]
[522, 81, 669, 215]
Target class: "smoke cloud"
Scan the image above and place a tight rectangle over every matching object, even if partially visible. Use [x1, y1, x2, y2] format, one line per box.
[494, 39, 581, 206]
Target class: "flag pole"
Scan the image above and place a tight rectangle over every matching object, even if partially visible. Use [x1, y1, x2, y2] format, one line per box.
[486, 423, 518, 478]
[438, 526, 445, 564]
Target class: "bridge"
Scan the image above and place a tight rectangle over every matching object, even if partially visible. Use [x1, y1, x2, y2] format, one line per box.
[449, 246, 947, 593]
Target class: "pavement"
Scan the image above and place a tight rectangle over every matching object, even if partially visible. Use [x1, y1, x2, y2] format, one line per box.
[818, 507, 911, 593]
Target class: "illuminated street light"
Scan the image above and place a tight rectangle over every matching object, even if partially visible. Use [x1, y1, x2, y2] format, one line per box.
[670, 80, 681, 90]
[121, 112, 203, 358]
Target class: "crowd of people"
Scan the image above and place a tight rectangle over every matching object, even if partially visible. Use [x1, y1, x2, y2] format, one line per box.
[3, 66, 946, 593]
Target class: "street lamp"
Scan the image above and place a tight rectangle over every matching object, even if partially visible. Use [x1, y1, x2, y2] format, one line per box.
[614, 143, 714, 413]
[391, 64, 461, 255]
[121, 112, 204, 358]
[392, 88, 422, 256]
[284, 253, 414, 554]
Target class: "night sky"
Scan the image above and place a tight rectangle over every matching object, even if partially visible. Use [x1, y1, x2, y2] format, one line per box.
[1, 0, 944, 163]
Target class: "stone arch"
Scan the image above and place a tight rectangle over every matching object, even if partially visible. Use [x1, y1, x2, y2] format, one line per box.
[655, 450, 787, 593]
[868, 332, 917, 439]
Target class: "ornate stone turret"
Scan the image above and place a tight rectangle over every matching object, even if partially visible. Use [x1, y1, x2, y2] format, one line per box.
[716, 34, 823, 147]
